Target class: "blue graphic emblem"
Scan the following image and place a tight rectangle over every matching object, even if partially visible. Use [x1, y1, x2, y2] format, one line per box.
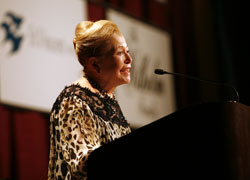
[1, 12, 24, 54]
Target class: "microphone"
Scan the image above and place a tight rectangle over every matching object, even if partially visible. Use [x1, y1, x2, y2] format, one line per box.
[154, 68, 239, 102]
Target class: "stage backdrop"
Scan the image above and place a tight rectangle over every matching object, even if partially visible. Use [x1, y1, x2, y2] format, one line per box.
[0, 0, 86, 112]
[0, 2, 176, 128]
[107, 9, 176, 127]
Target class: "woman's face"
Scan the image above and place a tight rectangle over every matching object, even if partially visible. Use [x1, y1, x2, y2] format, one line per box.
[98, 33, 132, 88]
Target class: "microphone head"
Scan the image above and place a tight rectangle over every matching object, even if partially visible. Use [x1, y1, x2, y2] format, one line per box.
[154, 69, 166, 75]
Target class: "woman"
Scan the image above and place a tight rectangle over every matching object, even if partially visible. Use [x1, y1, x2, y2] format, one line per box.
[48, 20, 132, 179]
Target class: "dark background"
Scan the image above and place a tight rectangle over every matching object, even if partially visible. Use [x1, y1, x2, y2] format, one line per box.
[89, 0, 248, 108]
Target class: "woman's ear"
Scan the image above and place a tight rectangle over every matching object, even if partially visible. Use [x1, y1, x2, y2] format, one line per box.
[89, 57, 101, 74]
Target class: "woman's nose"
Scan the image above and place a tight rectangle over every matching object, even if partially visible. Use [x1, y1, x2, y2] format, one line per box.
[125, 52, 132, 64]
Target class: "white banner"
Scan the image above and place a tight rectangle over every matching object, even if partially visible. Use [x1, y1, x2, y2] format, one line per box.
[0, 0, 86, 112]
[107, 9, 176, 128]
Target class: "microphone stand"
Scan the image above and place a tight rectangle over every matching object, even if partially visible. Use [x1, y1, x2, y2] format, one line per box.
[155, 69, 240, 103]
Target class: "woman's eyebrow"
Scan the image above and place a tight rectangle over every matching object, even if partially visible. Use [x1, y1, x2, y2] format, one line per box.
[117, 44, 128, 49]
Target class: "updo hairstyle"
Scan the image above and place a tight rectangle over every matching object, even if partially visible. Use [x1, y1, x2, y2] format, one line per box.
[73, 20, 122, 68]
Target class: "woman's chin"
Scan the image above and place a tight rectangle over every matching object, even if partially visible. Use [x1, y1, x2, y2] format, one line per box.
[118, 78, 130, 86]
[124, 76, 131, 83]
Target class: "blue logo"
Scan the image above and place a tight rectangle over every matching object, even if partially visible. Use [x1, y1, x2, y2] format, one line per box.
[1, 11, 24, 54]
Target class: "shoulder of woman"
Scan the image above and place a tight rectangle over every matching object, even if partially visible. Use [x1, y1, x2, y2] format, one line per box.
[51, 85, 92, 115]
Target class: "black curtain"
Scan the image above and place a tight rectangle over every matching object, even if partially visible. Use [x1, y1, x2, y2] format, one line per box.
[213, 0, 249, 105]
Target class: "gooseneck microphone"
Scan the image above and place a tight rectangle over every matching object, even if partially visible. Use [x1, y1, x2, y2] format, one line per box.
[154, 68, 239, 102]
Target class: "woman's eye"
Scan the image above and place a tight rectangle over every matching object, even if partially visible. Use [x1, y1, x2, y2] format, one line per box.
[117, 51, 124, 55]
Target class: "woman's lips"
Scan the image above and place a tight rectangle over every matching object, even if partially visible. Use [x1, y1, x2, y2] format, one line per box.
[120, 67, 131, 74]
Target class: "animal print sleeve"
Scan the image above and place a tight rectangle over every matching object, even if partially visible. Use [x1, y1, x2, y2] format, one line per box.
[56, 95, 101, 179]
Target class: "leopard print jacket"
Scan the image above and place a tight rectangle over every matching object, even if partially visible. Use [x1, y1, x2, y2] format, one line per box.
[47, 84, 131, 180]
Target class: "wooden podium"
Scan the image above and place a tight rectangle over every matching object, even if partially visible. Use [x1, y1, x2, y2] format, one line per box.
[87, 102, 250, 180]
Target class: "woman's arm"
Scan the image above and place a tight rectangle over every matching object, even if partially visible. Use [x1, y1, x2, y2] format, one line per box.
[53, 95, 101, 179]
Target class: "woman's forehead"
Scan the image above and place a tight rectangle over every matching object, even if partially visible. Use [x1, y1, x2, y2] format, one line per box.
[110, 34, 127, 48]
[102, 34, 127, 55]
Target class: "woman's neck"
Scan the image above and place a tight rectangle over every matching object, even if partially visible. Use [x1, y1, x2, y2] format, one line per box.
[74, 76, 115, 98]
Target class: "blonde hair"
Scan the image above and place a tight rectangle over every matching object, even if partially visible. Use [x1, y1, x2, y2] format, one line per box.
[73, 20, 122, 68]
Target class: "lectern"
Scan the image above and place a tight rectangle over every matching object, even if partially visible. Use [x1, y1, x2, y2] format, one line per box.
[87, 102, 250, 180]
